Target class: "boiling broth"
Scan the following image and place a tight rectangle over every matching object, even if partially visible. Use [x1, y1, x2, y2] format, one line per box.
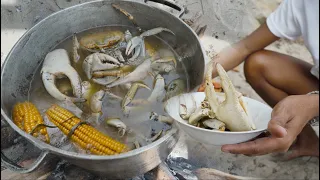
[27, 25, 189, 154]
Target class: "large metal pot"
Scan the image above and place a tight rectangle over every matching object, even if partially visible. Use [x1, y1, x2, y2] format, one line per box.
[1, 0, 205, 178]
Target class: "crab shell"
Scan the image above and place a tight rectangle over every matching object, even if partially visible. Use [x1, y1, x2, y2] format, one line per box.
[79, 30, 125, 52]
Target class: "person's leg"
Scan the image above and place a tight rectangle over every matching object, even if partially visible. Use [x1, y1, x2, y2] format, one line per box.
[244, 50, 319, 108]
[244, 50, 319, 159]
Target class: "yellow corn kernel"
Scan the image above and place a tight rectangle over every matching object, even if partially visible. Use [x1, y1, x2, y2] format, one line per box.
[45, 105, 128, 156]
[12, 102, 50, 143]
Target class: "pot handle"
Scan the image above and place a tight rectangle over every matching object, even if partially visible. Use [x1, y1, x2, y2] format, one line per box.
[1, 116, 50, 173]
[144, 0, 185, 18]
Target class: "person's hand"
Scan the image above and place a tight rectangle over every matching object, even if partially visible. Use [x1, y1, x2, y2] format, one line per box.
[221, 94, 319, 157]
[285, 123, 319, 160]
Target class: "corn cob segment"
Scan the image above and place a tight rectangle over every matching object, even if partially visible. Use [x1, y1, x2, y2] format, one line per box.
[12, 101, 50, 143]
[45, 105, 128, 155]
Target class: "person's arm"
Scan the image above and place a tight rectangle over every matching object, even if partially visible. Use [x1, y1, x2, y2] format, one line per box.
[211, 23, 279, 77]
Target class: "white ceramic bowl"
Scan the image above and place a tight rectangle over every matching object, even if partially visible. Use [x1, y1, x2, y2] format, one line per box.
[165, 92, 272, 145]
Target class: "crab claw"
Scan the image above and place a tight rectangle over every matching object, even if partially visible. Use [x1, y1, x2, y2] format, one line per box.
[83, 53, 121, 79]
[122, 82, 151, 108]
[90, 89, 105, 114]
[107, 58, 152, 88]
[106, 118, 127, 137]
[205, 62, 256, 131]
[189, 107, 215, 125]
[126, 27, 175, 62]
[41, 49, 85, 103]
[179, 94, 197, 120]
[147, 74, 166, 103]
[126, 36, 143, 57]
[202, 119, 226, 131]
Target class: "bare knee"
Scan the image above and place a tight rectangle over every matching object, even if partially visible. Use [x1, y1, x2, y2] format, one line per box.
[244, 51, 268, 86]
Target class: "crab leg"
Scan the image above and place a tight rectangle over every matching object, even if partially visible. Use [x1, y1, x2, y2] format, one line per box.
[126, 27, 175, 62]
[106, 118, 127, 137]
[92, 70, 130, 78]
[89, 90, 105, 114]
[152, 57, 177, 68]
[126, 36, 143, 57]
[107, 58, 152, 87]
[147, 130, 163, 143]
[92, 77, 120, 86]
[112, 4, 141, 32]
[83, 53, 120, 79]
[179, 94, 197, 120]
[147, 74, 166, 103]
[72, 33, 80, 63]
[189, 107, 214, 125]
[140, 27, 175, 37]
[202, 119, 226, 131]
[92, 65, 133, 78]
[150, 112, 173, 125]
[151, 58, 175, 74]
[122, 82, 151, 108]
[81, 81, 93, 101]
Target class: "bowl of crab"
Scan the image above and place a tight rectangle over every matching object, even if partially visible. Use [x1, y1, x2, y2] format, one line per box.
[164, 62, 273, 145]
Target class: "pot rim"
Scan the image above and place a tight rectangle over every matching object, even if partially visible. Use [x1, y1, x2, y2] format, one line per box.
[1, 0, 205, 160]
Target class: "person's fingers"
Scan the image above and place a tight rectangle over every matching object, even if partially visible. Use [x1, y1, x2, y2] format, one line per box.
[268, 120, 287, 138]
[221, 137, 280, 155]
[268, 113, 290, 138]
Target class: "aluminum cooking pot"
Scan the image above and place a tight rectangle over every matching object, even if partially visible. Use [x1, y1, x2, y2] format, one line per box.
[1, 0, 205, 178]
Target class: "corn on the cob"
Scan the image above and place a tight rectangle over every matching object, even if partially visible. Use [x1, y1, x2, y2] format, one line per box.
[45, 105, 128, 155]
[12, 101, 50, 143]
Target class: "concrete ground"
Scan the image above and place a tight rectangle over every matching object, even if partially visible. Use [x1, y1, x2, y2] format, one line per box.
[1, 0, 319, 179]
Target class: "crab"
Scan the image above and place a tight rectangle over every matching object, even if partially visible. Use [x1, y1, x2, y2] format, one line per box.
[204, 61, 256, 131]
[150, 57, 176, 76]
[82, 52, 136, 85]
[125, 27, 175, 64]
[106, 58, 153, 88]
[40, 49, 85, 103]
[188, 106, 215, 125]
[120, 74, 166, 116]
